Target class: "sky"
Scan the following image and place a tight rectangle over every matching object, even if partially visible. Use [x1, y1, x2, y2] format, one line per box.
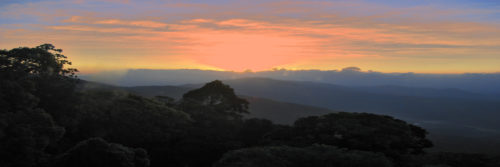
[1, 0, 499, 73]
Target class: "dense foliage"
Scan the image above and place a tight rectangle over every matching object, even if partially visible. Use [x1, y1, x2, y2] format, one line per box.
[292, 113, 432, 156]
[1, 44, 74, 167]
[215, 145, 393, 167]
[1, 44, 498, 167]
[54, 138, 149, 167]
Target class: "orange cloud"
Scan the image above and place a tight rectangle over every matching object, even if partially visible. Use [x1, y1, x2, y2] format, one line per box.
[23, 17, 499, 72]
[1, 0, 499, 73]
[95, 19, 167, 28]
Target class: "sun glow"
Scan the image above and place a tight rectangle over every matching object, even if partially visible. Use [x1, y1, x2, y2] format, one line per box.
[1, 0, 499, 73]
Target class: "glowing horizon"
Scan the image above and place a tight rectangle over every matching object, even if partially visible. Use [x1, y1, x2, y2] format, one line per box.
[1, 0, 499, 74]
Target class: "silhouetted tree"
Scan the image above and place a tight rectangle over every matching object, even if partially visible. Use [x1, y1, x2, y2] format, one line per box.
[161, 80, 251, 166]
[0, 44, 75, 167]
[0, 44, 76, 77]
[288, 112, 433, 159]
[0, 44, 79, 128]
[181, 80, 249, 119]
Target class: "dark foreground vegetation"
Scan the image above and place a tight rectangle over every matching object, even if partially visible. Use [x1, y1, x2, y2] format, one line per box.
[1, 44, 499, 167]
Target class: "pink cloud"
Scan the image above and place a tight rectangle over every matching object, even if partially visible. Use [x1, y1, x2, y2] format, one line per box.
[1, 0, 499, 73]
[95, 19, 167, 28]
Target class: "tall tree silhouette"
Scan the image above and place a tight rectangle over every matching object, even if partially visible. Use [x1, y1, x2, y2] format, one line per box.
[0, 44, 75, 167]
[173, 80, 250, 166]
[181, 80, 249, 119]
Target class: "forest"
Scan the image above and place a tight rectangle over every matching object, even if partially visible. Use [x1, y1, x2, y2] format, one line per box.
[1, 44, 499, 167]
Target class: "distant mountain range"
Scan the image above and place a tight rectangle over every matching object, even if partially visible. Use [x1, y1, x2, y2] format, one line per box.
[106, 77, 500, 132]
[81, 68, 500, 94]
[80, 77, 500, 154]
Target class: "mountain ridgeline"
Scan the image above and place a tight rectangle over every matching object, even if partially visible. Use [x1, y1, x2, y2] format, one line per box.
[123, 78, 500, 132]
[2, 44, 500, 167]
[82, 68, 500, 95]
[121, 77, 500, 154]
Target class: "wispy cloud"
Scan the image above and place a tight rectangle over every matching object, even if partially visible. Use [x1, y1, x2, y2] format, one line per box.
[1, 0, 499, 73]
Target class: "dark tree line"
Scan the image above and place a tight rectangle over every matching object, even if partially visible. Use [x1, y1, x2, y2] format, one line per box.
[1, 44, 499, 167]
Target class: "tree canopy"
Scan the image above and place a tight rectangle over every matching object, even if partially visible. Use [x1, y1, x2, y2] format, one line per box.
[181, 80, 249, 119]
[215, 145, 393, 167]
[0, 44, 76, 167]
[290, 112, 433, 157]
[54, 138, 149, 167]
